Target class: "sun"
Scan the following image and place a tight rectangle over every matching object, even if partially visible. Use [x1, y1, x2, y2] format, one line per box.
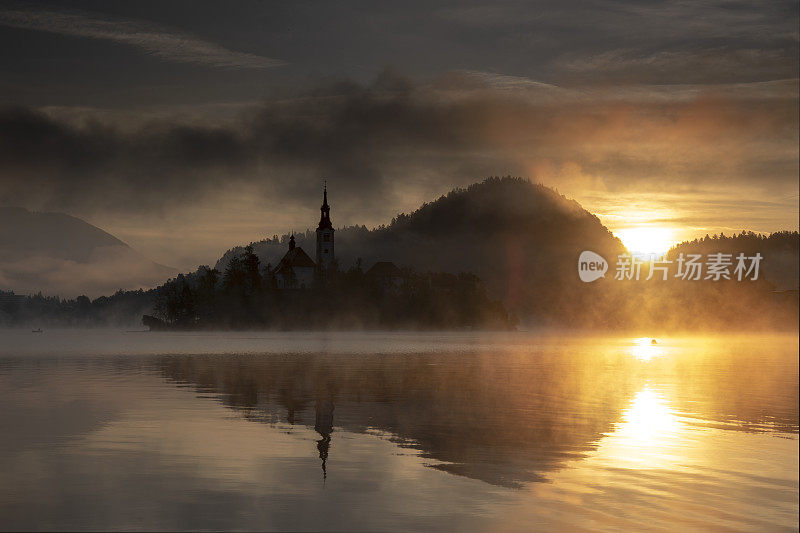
[615, 226, 676, 257]
[631, 337, 662, 361]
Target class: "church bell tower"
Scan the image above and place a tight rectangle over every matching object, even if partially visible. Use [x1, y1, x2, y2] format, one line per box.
[315, 183, 335, 273]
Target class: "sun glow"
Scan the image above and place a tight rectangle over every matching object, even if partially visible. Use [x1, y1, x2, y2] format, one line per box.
[631, 337, 662, 362]
[615, 226, 676, 257]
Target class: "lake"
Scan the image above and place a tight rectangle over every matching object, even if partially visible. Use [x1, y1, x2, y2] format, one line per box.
[0, 330, 797, 531]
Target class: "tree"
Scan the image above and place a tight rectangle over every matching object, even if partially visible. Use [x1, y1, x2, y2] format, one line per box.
[195, 266, 219, 322]
[242, 245, 261, 297]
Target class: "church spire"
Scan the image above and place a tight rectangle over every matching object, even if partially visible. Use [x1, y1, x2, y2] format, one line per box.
[318, 181, 332, 230]
[316, 180, 335, 274]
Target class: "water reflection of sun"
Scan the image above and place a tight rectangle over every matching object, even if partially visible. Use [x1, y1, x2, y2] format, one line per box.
[631, 337, 662, 362]
[618, 387, 680, 448]
[596, 386, 684, 469]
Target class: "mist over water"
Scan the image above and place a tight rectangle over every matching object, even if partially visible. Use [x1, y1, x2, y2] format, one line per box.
[0, 330, 797, 530]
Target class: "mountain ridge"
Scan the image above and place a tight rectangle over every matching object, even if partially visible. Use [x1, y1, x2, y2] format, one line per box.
[0, 206, 177, 298]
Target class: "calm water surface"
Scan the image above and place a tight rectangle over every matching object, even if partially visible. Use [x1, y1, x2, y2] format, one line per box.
[0, 330, 797, 531]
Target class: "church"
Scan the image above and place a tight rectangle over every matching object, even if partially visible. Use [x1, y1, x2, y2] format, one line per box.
[273, 185, 336, 289]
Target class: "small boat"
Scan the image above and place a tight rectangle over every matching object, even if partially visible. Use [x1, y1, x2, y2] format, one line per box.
[650, 338, 657, 345]
[31, 328, 43, 333]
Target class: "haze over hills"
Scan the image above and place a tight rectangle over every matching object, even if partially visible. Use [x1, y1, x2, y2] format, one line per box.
[215, 177, 797, 327]
[0, 207, 176, 298]
[218, 177, 627, 318]
[1, 178, 796, 329]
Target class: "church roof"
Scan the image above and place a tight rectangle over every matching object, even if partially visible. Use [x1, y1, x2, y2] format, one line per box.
[366, 261, 401, 277]
[275, 246, 316, 271]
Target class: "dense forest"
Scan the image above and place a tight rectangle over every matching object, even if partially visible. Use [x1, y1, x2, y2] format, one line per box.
[667, 231, 799, 290]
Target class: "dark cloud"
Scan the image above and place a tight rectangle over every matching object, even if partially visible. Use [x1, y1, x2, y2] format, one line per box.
[1, 1, 797, 108]
[0, 6, 285, 70]
[0, 1, 797, 267]
[0, 72, 797, 221]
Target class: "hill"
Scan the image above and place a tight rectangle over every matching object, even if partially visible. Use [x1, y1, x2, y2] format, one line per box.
[2, 178, 796, 330]
[0, 207, 177, 298]
[218, 177, 626, 321]
[667, 231, 799, 291]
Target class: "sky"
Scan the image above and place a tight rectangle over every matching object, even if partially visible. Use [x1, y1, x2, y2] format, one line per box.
[0, 0, 798, 268]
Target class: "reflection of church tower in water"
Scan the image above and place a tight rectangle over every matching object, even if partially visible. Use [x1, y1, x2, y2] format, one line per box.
[314, 394, 335, 482]
[315, 183, 335, 275]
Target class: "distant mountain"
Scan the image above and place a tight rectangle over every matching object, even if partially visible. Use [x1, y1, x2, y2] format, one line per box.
[218, 177, 627, 319]
[0, 207, 176, 298]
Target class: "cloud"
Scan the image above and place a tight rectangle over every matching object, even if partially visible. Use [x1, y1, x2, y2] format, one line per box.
[445, 70, 565, 94]
[0, 71, 796, 259]
[559, 48, 799, 84]
[0, 7, 285, 70]
[432, 0, 797, 85]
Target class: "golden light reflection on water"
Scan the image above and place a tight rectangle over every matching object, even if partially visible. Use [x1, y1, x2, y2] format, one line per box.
[631, 337, 662, 362]
[0, 331, 796, 531]
[589, 384, 685, 471]
[614, 387, 681, 452]
[617, 338, 687, 468]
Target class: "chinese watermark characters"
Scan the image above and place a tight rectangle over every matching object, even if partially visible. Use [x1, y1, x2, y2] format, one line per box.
[612, 252, 762, 281]
[578, 251, 763, 282]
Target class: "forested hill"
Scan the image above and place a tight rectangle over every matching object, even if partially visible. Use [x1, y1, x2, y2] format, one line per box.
[667, 231, 799, 291]
[216, 177, 626, 317]
[3, 178, 797, 330]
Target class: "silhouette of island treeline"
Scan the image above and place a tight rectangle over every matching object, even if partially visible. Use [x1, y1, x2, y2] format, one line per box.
[213, 177, 798, 330]
[216, 177, 627, 321]
[0, 177, 797, 330]
[144, 249, 515, 330]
